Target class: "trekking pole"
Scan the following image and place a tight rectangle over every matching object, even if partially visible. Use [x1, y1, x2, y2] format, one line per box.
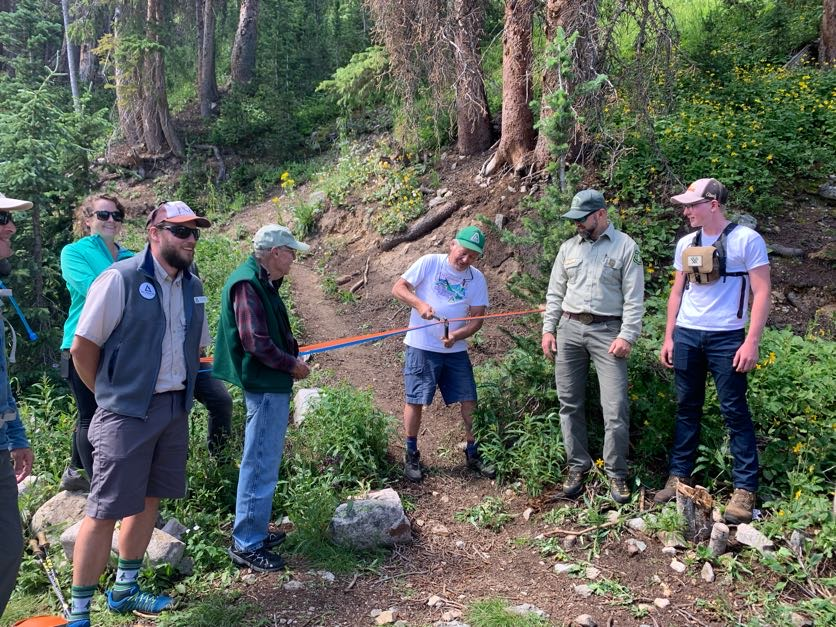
[0, 280, 38, 341]
[29, 533, 70, 618]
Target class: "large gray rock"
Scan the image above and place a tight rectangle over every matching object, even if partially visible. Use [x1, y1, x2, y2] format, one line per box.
[61, 521, 185, 567]
[31, 490, 88, 538]
[293, 388, 321, 426]
[735, 523, 774, 552]
[329, 488, 412, 550]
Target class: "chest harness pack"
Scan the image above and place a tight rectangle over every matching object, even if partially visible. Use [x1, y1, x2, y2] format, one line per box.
[682, 222, 748, 319]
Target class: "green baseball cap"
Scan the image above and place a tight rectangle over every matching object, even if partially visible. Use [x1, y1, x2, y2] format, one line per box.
[455, 226, 485, 255]
[562, 189, 606, 220]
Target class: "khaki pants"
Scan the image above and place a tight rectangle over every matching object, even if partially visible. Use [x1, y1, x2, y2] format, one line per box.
[555, 317, 630, 478]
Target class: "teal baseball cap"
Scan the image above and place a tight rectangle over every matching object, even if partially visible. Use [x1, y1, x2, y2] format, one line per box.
[455, 226, 485, 255]
[562, 189, 606, 220]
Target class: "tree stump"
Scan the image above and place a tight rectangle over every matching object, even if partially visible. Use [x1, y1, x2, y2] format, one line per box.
[676, 483, 714, 542]
[709, 522, 729, 556]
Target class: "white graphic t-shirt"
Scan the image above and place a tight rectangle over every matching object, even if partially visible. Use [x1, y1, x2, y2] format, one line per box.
[674, 224, 769, 331]
[401, 254, 489, 353]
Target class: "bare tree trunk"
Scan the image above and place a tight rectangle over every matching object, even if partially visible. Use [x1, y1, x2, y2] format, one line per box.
[198, 0, 219, 116]
[231, 0, 259, 88]
[532, 0, 600, 173]
[482, 0, 536, 176]
[452, 0, 492, 155]
[822, 0, 836, 65]
[143, 0, 182, 156]
[60, 0, 80, 111]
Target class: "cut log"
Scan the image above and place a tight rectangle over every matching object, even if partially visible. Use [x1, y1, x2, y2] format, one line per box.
[379, 201, 460, 251]
[676, 483, 713, 542]
[709, 522, 729, 556]
[768, 242, 805, 257]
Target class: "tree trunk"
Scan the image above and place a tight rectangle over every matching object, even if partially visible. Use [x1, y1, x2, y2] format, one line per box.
[532, 0, 600, 173]
[60, 0, 80, 111]
[198, 0, 219, 117]
[822, 0, 836, 65]
[452, 0, 492, 155]
[143, 0, 182, 156]
[231, 0, 259, 89]
[481, 0, 536, 176]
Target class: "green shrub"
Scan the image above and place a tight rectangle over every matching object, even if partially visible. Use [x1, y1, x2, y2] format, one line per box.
[454, 496, 513, 532]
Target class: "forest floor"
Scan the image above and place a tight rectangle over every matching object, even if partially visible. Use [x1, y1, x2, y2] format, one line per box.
[202, 147, 834, 626]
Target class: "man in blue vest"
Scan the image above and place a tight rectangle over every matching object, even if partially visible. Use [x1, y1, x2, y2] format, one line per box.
[214, 224, 310, 572]
[66, 201, 211, 627]
[0, 193, 34, 620]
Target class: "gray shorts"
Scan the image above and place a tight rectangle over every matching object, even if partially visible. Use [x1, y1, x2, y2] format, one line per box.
[86, 391, 189, 520]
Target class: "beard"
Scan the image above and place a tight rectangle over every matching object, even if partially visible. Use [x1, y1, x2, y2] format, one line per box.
[160, 242, 193, 271]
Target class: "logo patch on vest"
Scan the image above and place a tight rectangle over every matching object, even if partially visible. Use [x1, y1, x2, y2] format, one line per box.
[138, 282, 156, 300]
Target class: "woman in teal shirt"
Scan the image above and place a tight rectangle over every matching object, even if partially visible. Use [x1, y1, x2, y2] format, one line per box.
[59, 195, 133, 489]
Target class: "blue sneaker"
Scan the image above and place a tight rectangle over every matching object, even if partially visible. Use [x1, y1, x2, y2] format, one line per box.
[106, 584, 174, 617]
[66, 619, 91, 627]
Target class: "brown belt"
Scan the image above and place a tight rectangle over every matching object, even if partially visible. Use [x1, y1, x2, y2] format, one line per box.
[563, 312, 621, 325]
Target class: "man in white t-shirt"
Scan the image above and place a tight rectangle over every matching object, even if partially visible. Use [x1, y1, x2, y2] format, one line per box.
[392, 226, 493, 482]
[658, 178, 771, 525]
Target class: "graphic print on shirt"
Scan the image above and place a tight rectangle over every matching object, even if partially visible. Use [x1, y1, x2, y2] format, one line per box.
[433, 269, 471, 303]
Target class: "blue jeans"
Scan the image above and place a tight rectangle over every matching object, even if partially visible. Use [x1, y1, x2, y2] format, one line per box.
[232, 391, 290, 551]
[669, 326, 758, 491]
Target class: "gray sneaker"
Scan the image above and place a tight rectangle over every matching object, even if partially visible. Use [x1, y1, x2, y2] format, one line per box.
[404, 450, 423, 482]
[59, 466, 90, 492]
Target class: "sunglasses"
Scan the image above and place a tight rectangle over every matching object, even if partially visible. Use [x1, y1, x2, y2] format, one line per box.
[0, 213, 13, 225]
[94, 210, 125, 222]
[156, 224, 200, 240]
[573, 211, 598, 223]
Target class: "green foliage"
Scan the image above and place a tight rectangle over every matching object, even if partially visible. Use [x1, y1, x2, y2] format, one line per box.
[0, 0, 63, 82]
[454, 496, 513, 532]
[467, 597, 551, 626]
[317, 46, 390, 114]
[286, 384, 393, 487]
[474, 338, 564, 496]
[194, 235, 249, 336]
[370, 157, 427, 235]
[155, 591, 256, 627]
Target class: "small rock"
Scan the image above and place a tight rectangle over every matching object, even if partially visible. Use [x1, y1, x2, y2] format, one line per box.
[573, 614, 597, 627]
[441, 609, 462, 620]
[712, 508, 724, 523]
[283, 580, 305, 591]
[660, 582, 672, 597]
[701, 562, 715, 582]
[522, 507, 534, 521]
[585, 566, 601, 580]
[479, 182, 488, 188]
[520, 185, 527, 193]
[17, 475, 41, 495]
[657, 530, 687, 548]
[507, 186, 517, 193]
[317, 570, 335, 583]
[509, 603, 546, 618]
[293, 388, 321, 426]
[455, 540, 466, 550]
[606, 510, 620, 524]
[416, 518, 425, 527]
[625, 538, 647, 555]
[790, 530, 808, 553]
[427, 595, 443, 607]
[573, 584, 593, 598]
[443, 190, 453, 198]
[242, 573, 258, 584]
[451, 162, 457, 170]
[554, 562, 575, 575]
[669, 559, 686, 573]
[437, 188, 449, 197]
[735, 523, 774, 552]
[626, 517, 646, 532]
[654, 598, 671, 609]
[370, 609, 382, 617]
[440, 495, 449, 504]
[429, 196, 447, 209]
[433, 622, 469, 627]
[495, 214, 506, 230]
[563, 535, 578, 550]
[375, 609, 397, 625]
[791, 612, 814, 627]
[661, 546, 678, 556]
[431, 524, 450, 536]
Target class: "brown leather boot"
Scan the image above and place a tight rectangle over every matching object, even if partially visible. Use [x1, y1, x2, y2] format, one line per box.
[653, 475, 693, 504]
[724, 488, 755, 524]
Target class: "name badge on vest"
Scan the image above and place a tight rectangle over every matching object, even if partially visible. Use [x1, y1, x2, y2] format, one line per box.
[139, 282, 156, 300]
[194, 296, 208, 304]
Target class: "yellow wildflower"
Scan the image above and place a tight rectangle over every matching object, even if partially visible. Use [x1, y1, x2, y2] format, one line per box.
[595, 458, 604, 468]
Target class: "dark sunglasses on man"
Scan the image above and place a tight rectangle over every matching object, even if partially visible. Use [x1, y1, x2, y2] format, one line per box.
[155, 224, 200, 240]
[0, 212, 14, 225]
[94, 210, 125, 222]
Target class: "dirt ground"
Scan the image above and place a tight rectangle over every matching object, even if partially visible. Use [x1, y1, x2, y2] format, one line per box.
[206, 151, 834, 626]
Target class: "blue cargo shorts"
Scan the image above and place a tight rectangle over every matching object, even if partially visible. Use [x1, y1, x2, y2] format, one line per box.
[403, 346, 477, 406]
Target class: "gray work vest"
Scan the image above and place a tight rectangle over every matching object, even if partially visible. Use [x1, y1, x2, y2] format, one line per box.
[94, 247, 204, 418]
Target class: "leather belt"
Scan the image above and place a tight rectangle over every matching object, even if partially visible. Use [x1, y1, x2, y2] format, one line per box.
[563, 312, 621, 325]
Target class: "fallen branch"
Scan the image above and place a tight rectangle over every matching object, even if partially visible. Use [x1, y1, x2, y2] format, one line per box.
[193, 144, 227, 185]
[343, 573, 358, 592]
[768, 242, 805, 257]
[379, 201, 460, 251]
[543, 520, 619, 538]
[349, 256, 371, 294]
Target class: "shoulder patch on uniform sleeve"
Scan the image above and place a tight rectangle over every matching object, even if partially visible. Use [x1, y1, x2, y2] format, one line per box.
[632, 248, 642, 265]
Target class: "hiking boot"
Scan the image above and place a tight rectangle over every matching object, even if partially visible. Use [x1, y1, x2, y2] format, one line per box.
[724, 488, 755, 524]
[610, 477, 631, 504]
[60, 466, 90, 492]
[66, 619, 91, 627]
[229, 545, 286, 572]
[653, 475, 693, 504]
[465, 450, 496, 479]
[106, 583, 174, 617]
[562, 469, 586, 498]
[264, 530, 286, 549]
[404, 449, 423, 482]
